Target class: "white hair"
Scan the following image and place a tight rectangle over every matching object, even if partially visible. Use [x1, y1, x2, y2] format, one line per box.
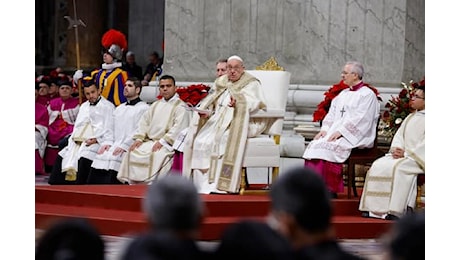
[228, 55, 243, 63]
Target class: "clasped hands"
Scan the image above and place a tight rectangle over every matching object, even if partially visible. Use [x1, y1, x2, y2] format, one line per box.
[390, 147, 405, 159]
[129, 140, 163, 152]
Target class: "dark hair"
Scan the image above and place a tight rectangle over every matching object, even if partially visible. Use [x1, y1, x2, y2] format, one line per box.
[35, 218, 105, 260]
[151, 51, 160, 58]
[57, 77, 72, 88]
[216, 220, 293, 259]
[82, 77, 97, 89]
[216, 58, 228, 64]
[269, 166, 332, 233]
[388, 212, 425, 260]
[127, 77, 142, 94]
[38, 77, 51, 86]
[159, 74, 176, 86]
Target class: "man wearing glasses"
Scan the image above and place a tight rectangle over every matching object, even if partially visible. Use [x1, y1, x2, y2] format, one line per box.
[303, 61, 381, 198]
[360, 85, 425, 220]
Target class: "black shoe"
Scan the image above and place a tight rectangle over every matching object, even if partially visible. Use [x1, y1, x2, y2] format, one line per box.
[361, 211, 370, 218]
[385, 214, 399, 220]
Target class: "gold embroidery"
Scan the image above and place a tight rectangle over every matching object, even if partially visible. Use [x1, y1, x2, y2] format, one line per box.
[256, 57, 284, 71]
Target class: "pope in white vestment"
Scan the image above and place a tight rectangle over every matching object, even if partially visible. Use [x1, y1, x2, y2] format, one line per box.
[117, 76, 190, 184]
[359, 86, 425, 219]
[182, 55, 268, 194]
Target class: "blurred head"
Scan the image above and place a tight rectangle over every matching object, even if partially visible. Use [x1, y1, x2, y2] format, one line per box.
[341, 61, 364, 87]
[216, 220, 293, 259]
[126, 51, 136, 65]
[215, 58, 228, 78]
[143, 174, 204, 237]
[35, 218, 105, 260]
[269, 166, 332, 247]
[227, 55, 245, 82]
[410, 85, 425, 111]
[384, 212, 425, 260]
[124, 77, 142, 100]
[149, 51, 161, 65]
[158, 75, 177, 101]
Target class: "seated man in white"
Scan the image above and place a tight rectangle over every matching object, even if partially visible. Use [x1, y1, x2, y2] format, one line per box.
[182, 55, 269, 194]
[117, 75, 190, 184]
[87, 77, 149, 184]
[49, 77, 115, 184]
[359, 85, 425, 220]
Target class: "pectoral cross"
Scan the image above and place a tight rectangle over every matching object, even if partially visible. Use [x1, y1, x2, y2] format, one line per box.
[340, 106, 346, 117]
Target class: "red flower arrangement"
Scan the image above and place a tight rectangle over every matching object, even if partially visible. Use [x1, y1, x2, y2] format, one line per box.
[312, 80, 382, 122]
[379, 78, 424, 138]
[157, 83, 210, 107]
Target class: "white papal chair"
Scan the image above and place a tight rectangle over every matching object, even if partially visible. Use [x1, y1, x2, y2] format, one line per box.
[239, 59, 290, 195]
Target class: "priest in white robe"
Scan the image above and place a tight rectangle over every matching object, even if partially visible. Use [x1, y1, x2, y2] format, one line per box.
[359, 85, 425, 220]
[49, 78, 115, 184]
[182, 55, 268, 194]
[303, 61, 380, 197]
[88, 77, 149, 184]
[117, 75, 189, 184]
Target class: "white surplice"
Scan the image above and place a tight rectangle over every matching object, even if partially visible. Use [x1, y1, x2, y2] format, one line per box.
[302, 86, 380, 163]
[182, 72, 268, 194]
[59, 97, 115, 180]
[117, 94, 190, 184]
[359, 111, 425, 217]
[91, 100, 149, 171]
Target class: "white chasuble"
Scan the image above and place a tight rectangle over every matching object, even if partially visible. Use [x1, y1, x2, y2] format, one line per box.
[359, 111, 425, 216]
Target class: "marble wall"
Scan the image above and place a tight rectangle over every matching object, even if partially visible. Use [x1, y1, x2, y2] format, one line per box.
[162, 0, 424, 87]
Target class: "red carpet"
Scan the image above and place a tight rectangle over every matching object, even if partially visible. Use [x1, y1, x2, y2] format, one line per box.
[35, 185, 393, 240]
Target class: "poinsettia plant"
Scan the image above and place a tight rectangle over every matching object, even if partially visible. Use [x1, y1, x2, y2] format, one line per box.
[312, 80, 382, 122]
[379, 78, 425, 139]
[158, 83, 210, 107]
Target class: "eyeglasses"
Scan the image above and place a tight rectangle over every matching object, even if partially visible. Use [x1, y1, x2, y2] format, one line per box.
[227, 66, 242, 71]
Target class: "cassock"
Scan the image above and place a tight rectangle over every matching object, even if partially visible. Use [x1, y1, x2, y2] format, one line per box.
[117, 94, 189, 184]
[302, 83, 380, 193]
[47, 96, 80, 145]
[359, 111, 425, 217]
[182, 72, 268, 194]
[91, 98, 149, 172]
[303, 85, 380, 163]
[35, 102, 49, 174]
[45, 96, 80, 170]
[59, 96, 115, 180]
